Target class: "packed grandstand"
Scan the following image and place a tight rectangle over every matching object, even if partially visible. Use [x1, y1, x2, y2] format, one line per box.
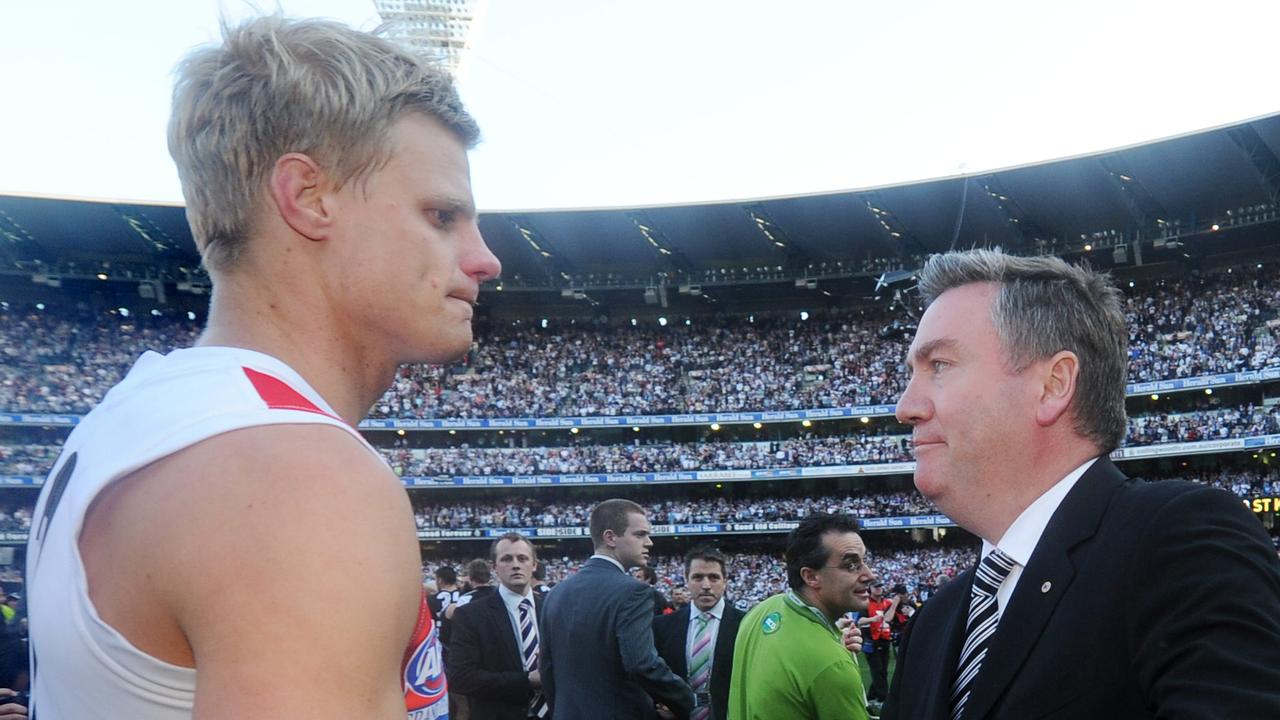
[2, 113, 1280, 616]
[2, 264, 1278, 418]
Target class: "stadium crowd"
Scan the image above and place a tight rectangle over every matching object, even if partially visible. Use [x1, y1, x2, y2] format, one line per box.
[0, 444, 59, 477]
[382, 435, 912, 476]
[1, 264, 1277, 418]
[409, 463, 1279, 531]
[3, 402, 1278, 481]
[1127, 403, 1280, 444]
[385, 403, 1279, 477]
[0, 505, 29, 532]
[0, 461, 1273, 537]
[413, 490, 938, 531]
[0, 308, 199, 415]
[1125, 269, 1280, 381]
[427, 545, 979, 609]
[373, 312, 909, 418]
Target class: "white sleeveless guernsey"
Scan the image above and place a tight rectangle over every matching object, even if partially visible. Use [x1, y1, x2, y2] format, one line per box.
[26, 347, 449, 720]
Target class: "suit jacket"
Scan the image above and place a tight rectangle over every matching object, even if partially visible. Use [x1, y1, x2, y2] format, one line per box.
[442, 584, 496, 650]
[883, 457, 1280, 720]
[541, 557, 694, 720]
[652, 602, 745, 720]
[449, 589, 543, 720]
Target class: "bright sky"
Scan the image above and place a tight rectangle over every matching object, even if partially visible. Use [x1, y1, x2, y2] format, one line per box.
[1, 1, 1277, 211]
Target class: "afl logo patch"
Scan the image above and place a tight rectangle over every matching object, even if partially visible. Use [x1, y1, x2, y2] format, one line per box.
[404, 623, 447, 710]
[762, 612, 782, 634]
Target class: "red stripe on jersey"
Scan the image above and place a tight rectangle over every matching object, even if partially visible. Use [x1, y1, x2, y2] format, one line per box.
[403, 588, 449, 711]
[241, 367, 339, 420]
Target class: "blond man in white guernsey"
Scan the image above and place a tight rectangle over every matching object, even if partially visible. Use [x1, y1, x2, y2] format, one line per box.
[26, 15, 500, 720]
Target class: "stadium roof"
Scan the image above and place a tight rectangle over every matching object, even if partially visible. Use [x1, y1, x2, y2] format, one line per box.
[2, 112, 1279, 308]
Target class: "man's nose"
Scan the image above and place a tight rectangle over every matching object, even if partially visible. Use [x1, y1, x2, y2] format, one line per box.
[895, 375, 930, 426]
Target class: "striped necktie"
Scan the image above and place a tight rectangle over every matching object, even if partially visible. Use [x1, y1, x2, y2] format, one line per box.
[950, 548, 1017, 720]
[689, 611, 713, 720]
[519, 598, 549, 718]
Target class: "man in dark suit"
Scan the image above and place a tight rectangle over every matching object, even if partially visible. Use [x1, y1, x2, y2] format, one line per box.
[449, 532, 548, 720]
[541, 499, 694, 720]
[884, 249, 1280, 719]
[653, 546, 744, 720]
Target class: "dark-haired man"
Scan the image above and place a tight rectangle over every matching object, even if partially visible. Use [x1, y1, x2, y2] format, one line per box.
[541, 499, 693, 719]
[532, 562, 553, 595]
[884, 249, 1280, 719]
[727, 513, 874, 720]
[447, 558, 497, 718]
[452, 559, 496, 612]
[428, 564, 463, 720]
[654, 546, 745, 720]
[428, 566, 460, 621]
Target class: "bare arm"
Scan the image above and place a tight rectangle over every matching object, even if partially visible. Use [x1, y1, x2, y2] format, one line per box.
[98, 424, 423, 720]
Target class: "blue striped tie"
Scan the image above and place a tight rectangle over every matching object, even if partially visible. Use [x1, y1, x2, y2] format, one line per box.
[519, 599, 549, 718]
[950, 549, 1017, 720]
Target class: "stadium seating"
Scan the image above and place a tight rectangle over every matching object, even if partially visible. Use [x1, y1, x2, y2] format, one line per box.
[1, 263, 1276, 418]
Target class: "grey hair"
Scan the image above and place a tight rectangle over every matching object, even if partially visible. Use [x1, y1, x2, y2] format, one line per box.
[167, 15, 479, 273]
[916, 248, 1128, 452]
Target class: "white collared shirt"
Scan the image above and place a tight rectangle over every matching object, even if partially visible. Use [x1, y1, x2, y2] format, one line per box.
[982, 457, 1097, 610]
[498, 583, 537, 654]
[685, 597, 726, 665]
[591, 553, 627, 573]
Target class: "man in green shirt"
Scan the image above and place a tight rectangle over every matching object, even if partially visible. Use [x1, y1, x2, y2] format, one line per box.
[728, 514, 876, 720]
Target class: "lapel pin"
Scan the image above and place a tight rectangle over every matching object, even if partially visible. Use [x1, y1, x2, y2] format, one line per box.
[1041, 581, 1052, 593]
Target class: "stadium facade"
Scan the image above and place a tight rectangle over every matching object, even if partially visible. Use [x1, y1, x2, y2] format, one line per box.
[2, 113, 1279, 596]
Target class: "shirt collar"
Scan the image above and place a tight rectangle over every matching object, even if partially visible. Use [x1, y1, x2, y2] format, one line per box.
[498, 583, 534, 612]
[983, 457, 1097, 566]
[590, 553, 627, 573]
[784, 589, 839, 636]
[688, 597, 726, 626]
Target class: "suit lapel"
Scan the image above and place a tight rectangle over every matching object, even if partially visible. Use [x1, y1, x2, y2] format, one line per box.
[919, 568, 975, 717]
[491, 590, 524, 671]
[713, 605, 742, 672]
[670, 605, 691, 677]
[962, 458, 1126, 720]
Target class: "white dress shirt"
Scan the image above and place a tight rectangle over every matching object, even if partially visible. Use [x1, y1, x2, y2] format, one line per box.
[498, 583, 538, 656]
[685, 597, 726, 665]
[982, 457, 1097, 610]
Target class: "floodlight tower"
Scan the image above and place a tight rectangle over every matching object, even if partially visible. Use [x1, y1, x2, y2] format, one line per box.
[372, 0, 487, 77]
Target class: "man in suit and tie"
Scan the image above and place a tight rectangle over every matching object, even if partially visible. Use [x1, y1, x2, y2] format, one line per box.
[449, 532, 549, 720]
[541, 499, 694, 720]
[884, 249, 1280, 719]
[653, 546, 745, 720]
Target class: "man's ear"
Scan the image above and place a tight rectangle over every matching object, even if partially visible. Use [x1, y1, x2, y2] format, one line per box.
[800, 566, 822, 591]
[1036, 350, 1079, 427]
[267, 153, 335, 241]
[601, 528, 617, 549]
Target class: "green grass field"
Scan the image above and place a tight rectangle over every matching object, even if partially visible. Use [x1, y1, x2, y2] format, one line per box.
[856, 647, 896, 693]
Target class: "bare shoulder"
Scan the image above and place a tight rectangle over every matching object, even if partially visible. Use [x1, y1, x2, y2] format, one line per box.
[81, 423, 420, 717]
[156, 422, 410, 526]
[88, 423, 414, 584]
